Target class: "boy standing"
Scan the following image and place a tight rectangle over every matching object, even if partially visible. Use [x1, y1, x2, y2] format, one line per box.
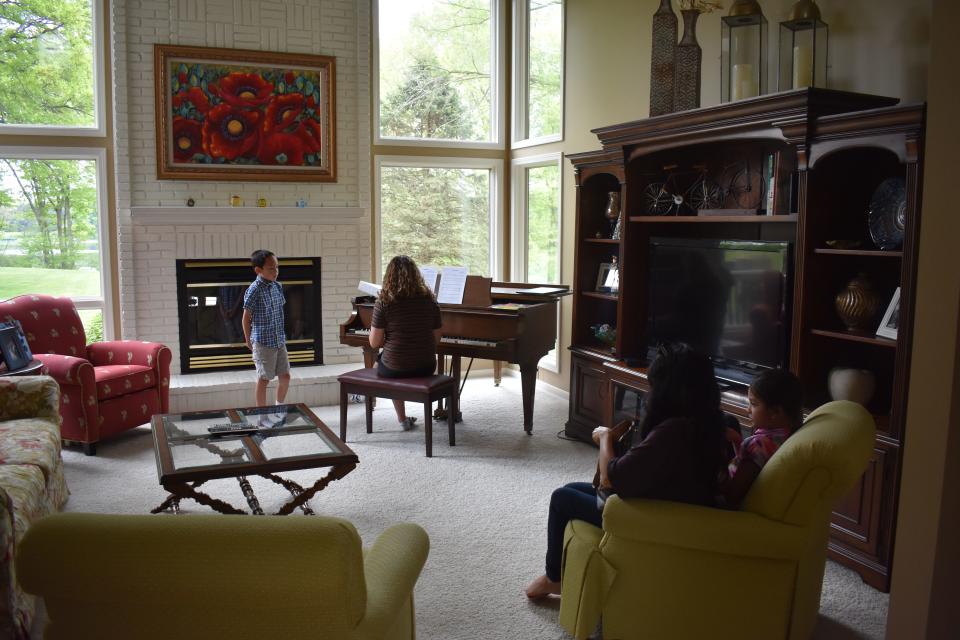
[242, 250, 291, 409]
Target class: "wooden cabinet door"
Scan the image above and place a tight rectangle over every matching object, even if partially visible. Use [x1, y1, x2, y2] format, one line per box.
[565, 354, 608, 442]
[828, 440, 898, 590]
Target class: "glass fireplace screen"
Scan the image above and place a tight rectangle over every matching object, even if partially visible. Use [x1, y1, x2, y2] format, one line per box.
[176, 258, 322, 372]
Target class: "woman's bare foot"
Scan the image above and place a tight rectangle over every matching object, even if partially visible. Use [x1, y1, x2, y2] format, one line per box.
[525, 574, 561, 599]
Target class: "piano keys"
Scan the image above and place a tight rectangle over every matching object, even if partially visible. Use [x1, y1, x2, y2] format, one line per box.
[339, 282, 569, 432]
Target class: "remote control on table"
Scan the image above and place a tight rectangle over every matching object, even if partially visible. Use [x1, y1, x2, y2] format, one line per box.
[207, 423, 259, 436]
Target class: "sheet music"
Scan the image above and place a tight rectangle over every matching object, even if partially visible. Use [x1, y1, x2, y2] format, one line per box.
[419, 266, 440, 293]
[358, 281, 382, 296]
[436, 266, 469, 304]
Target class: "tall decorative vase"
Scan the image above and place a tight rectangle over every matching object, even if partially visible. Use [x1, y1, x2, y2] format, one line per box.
[650, 0, 678, 116]
[673, 9, 702, 112]
[834, 272, 882, 332]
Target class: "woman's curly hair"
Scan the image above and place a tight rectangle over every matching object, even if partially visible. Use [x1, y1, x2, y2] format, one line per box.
[380, 255, 434, 304]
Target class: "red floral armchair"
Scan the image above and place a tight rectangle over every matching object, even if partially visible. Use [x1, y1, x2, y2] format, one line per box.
[1, 295, 171, 455]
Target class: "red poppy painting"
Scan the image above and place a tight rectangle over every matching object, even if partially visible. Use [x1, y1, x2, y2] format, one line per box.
[155, 45, 336, 182]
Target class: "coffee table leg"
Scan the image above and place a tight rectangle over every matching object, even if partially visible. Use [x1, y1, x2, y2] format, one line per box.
[151, 493, 181, 514]
[237, 476, 265, 515]
[261, 473, 315, 515]
[272, 463, 356, 516]
[157, 481, 248, 515]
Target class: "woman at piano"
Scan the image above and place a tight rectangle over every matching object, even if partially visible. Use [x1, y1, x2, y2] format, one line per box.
[525, 343, 729, 599]
[368, 255, 443, 431]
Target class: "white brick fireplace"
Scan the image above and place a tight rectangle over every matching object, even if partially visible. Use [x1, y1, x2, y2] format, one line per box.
[111, 0, 373, 408]
[125, 206, 367, 375]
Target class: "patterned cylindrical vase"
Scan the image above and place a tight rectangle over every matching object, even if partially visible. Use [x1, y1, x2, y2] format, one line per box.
[650, 0, 678, 116]
[834, 272, 882, 332]
[673, 9, 702, 112]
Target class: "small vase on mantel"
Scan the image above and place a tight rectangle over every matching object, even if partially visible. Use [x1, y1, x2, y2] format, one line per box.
[650, 0, 678, 117]
[673, 9, 702, 112]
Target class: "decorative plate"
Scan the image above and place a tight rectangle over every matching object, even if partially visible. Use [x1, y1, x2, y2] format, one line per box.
[868, 177, 907, 250]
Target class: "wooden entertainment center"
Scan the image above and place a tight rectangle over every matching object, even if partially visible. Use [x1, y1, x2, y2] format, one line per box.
[565, 89, 924, 591]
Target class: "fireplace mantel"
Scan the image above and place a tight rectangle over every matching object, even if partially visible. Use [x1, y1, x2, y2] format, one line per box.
[130, 206, 365, 225]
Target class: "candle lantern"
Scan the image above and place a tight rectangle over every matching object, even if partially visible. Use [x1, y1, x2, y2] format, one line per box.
[778, 0, 828, 90]
[721, 0, 768, 103]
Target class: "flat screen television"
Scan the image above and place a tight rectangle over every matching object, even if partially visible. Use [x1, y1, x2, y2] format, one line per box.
[646, 237, 792, 385]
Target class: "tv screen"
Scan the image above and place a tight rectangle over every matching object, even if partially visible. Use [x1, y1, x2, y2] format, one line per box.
[646, 238, 791, 382]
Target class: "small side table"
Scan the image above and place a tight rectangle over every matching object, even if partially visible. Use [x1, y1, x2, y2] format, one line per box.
[0, 359, 45, 377]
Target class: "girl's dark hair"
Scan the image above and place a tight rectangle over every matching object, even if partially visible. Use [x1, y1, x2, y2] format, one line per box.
[380, 255, 433, 304]
[750, 368, 804, 430]
[250, 249, 275, 268]
[641, 343, 727, 477]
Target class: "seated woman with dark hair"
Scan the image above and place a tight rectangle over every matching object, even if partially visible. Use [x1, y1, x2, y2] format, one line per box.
[525, 344, 729, 599]
[368, 255, 443, 430]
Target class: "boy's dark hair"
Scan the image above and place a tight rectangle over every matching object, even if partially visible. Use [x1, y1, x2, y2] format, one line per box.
[750, 368, 804, 430]
[251, 249, 275, 269]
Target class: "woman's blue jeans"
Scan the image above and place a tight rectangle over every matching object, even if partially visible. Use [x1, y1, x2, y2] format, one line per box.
[545, 481, 604, 581]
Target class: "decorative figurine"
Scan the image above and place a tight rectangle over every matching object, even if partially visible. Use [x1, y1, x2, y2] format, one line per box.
[604, 191, 622, 239]
[186, 198, 195, 207]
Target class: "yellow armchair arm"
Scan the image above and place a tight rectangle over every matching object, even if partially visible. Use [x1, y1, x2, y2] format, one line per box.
[602, 496, 809, 560]
[356, 523, 430, 640]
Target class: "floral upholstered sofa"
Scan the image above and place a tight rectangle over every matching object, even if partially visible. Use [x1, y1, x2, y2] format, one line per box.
[0, 376, 69, 640]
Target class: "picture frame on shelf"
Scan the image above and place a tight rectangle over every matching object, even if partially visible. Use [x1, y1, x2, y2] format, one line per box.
[596, 262, 619, 293]
[876, 287, 901, 340]
[154, 44, 336, 182]
[0, 325, 31, 371]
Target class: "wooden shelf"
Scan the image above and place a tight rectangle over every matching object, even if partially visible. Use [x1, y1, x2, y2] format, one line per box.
[581, 291, 619, 301]
[629, 214, 798, 223]
[814, 248, 903, 258]
[810, 328, 898, 348]
[582, 237, 621, 244]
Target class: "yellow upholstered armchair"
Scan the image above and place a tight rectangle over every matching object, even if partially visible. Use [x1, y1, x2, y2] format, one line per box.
[16, 513, 429, 640]
[559, 400, 874, 640]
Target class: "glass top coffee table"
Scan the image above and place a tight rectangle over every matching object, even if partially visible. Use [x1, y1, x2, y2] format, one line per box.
[151, 403, 357, 515]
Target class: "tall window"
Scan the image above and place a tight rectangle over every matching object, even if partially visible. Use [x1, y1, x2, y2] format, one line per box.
[376, 0, 503, 147]
[512, 153, 561, 370]
[0, 0, 102, 134]
[513, 0, 563, 145]
[0, 0, 111, 338]
[377, 156, 502, 278]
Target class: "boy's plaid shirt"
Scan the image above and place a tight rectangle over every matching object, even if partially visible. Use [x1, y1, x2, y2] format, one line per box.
[243, 276, 286, 347]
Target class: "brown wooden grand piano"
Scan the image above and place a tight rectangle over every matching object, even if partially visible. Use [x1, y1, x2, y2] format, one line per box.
[339, 280, 569, 432]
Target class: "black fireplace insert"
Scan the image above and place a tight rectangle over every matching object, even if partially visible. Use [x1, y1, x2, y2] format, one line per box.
[175, 257, 322, 373]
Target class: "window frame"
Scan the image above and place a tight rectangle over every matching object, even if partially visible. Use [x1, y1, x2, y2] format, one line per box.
[0, 0, 106, 137]
[511, 0, 565, 148]
[374, 154, 505, 282]
[372, 0, 506, 150]
[0, 145, 114, 339]
[510, 151, 563, 372]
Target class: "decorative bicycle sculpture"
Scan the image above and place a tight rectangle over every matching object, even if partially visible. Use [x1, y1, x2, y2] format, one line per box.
[642, 161, 765, 216]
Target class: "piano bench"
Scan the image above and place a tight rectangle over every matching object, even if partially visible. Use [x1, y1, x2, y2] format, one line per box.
[337, 367, 457, 458]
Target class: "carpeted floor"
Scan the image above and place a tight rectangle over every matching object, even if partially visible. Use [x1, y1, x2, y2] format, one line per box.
[38, 374, 888, 639]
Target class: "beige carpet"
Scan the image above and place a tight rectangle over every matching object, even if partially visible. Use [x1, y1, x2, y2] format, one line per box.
[37, 373, 888, 639]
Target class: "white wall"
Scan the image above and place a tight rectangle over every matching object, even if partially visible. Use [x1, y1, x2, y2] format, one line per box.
[111, 0, 372, 372]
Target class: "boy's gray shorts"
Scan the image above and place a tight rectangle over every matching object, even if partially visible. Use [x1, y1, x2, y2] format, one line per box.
[252, 343, 290, 380]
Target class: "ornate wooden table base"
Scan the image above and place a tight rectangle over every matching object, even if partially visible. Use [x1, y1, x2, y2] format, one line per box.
[152, 463, 356, 516]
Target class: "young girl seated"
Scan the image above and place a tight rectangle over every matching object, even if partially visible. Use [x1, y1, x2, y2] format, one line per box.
[718, 368, 803, 508]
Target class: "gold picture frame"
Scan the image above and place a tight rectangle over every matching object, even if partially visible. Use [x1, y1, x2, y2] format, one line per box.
[155, 44, 336, 182]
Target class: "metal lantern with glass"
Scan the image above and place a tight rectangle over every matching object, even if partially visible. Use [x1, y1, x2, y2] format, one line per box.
[778, 0, 828, 90]
[721, 0, 768, 103]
